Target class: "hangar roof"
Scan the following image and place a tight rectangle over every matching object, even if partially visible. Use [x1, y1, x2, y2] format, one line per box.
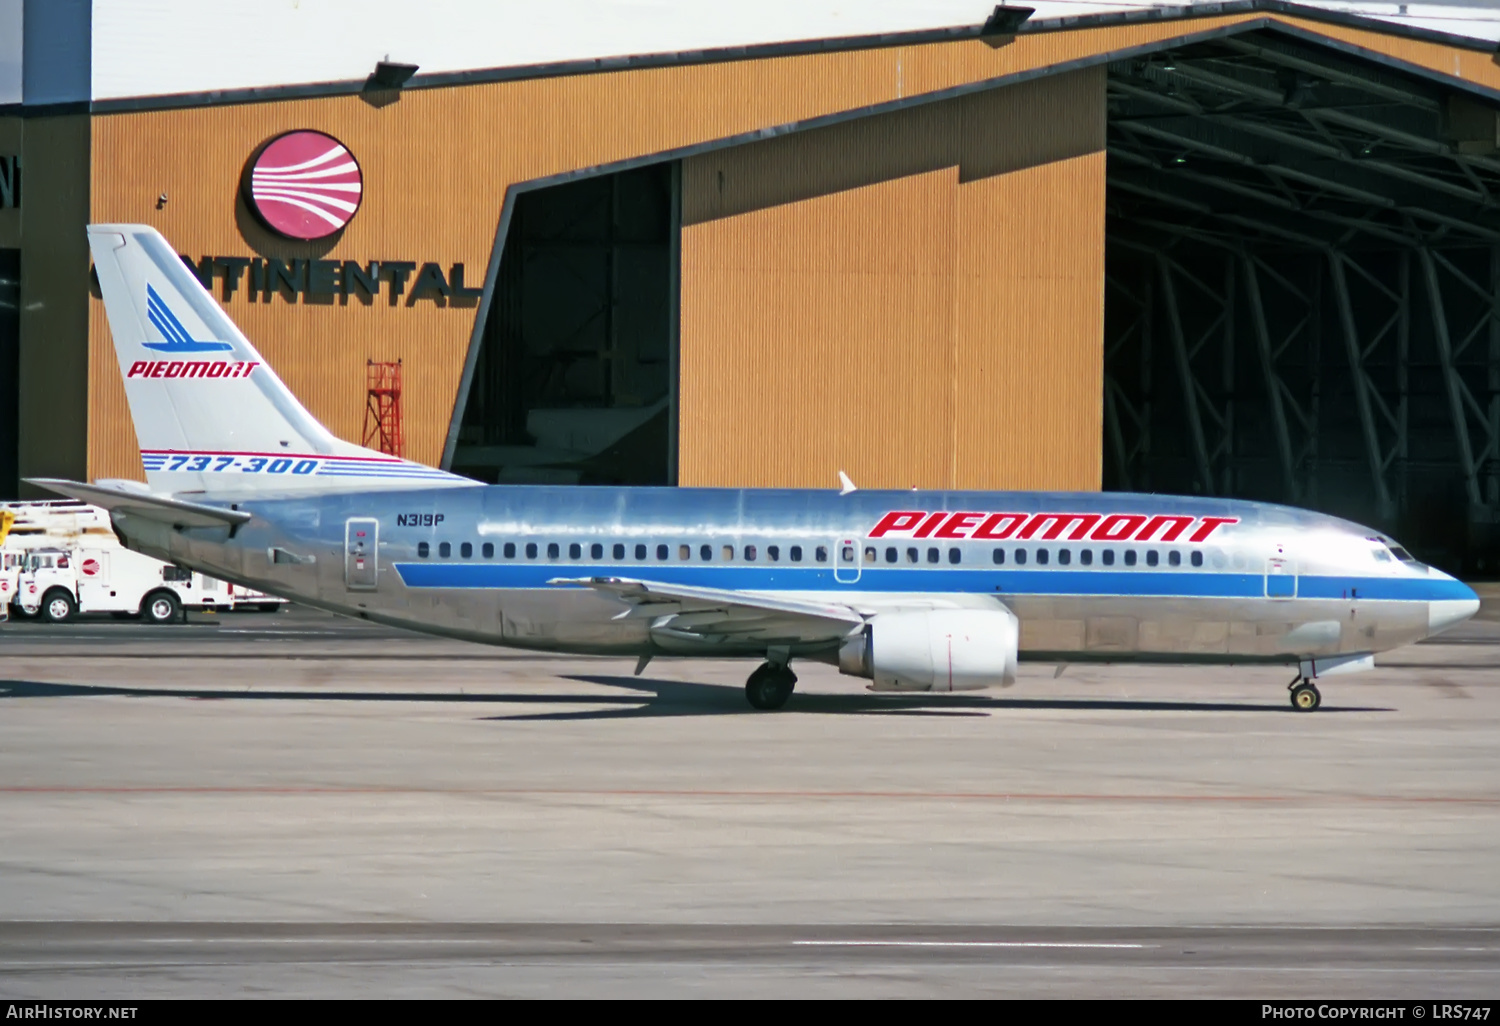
[1, 0, 1499, 112]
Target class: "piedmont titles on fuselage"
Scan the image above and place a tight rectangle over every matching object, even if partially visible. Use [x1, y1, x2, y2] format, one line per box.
[867, 510, 1238, 543]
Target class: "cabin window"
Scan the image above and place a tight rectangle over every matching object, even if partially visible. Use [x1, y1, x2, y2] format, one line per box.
[1124, 550, 1137, 566]
[723, 545, 734, 561]
[700, 544, 713, 561]
[864, 546, 877, 563]
[993, 548, 1005, 565]
[907, 547, 919, 564]
[525, 542, 538, 559]
[1146, 550, 1159, 567]
[1058, 549, 1071, 566]
[768, 545, 780, 562]
[948, 547, 961, 565]
[460, 542, 473, 559]
[613, 543, 625, 560]
[547, 542, 560, 559]
[790, 546, 803, 562]
[656, 544, 668, 560]
[815, 546, 827, 563]
[567, 543, 580, 560]
[505, 542, 516, 558]
[1036, 548, 1049, 565]
[679, 545, 691, 560]
[745, 545, 757, 561]
[1191, 551, 1203, 568]
[417, 542, 429, 558]
[635, 544, 646, 560]
[1102, 549, 1114, 566]
[926, 547, 939, 564]
[589, 543, 602, 560]
[1014, 549, 1027, 565]
[1080, 549, 1092, 566]
[481, 542, 494, 559]
[886, 547, 898, 564]
[841, 545, 854, 562]
[439, 542, 451, 558]
[1168, 550, 1180, 567]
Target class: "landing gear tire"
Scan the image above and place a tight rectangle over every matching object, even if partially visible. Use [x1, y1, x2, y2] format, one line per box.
[141, 590, 181, 625]
[41, 589, 77, 624]
[1290, 681, 1321, 712]
[745, 663, 797, 711]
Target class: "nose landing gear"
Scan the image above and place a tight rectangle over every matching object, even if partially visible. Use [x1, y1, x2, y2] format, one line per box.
[1288, 677, 1322, 711]
[746, 662, 797, 710]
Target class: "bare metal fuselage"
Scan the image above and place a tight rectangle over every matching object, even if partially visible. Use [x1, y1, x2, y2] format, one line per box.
[106, 484, 1475, 671]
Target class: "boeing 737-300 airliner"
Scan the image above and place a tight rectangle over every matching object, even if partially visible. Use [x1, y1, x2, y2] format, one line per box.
[31, 225, 1480, 711]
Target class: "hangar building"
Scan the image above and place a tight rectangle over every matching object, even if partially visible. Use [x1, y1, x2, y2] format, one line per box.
[4, 1, 1500, 570]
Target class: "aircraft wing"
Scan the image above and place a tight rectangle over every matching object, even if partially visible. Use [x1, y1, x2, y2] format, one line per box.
[549, 576, 864, 645]
[25, 478, 252, 529]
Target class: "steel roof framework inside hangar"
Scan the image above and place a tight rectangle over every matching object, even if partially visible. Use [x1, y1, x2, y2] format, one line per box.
[1101, 21, 1500, 575]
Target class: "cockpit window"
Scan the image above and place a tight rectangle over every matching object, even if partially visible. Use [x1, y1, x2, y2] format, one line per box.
[1372, 536, 1418, 564]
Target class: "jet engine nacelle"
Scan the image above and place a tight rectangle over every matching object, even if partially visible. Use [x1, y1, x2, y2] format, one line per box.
[838, 608, 1019, 692]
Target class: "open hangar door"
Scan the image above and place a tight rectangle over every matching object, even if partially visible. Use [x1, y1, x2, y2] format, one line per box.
[451, 162, 677, 486]
[1104, 29, 1500, 576]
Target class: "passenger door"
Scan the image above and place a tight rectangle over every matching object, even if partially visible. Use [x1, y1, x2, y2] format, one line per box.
[1265, 556, 1297, 599]
[345, 518, 379, 591]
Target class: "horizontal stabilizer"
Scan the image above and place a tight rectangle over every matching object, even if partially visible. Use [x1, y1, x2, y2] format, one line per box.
[25, 478, 252, 528]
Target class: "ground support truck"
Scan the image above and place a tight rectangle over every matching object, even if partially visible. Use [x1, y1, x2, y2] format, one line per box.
[2, 501, 286, 623]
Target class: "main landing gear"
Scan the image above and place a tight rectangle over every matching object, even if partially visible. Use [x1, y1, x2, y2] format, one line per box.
[1288, 677, 1322, 712]
[746, 662, 797, 711]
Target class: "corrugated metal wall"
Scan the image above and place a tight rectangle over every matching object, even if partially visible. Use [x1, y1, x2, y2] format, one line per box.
[679, 69, 1106, 490]
[75, 11, 1489, 487]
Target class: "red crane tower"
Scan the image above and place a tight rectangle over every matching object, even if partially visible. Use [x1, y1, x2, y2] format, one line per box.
[363, 359, 405, 458]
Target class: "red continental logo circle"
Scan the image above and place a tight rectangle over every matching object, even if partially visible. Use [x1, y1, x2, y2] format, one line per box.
[81, 558, 100, 576]
[247, 130, 363, 240]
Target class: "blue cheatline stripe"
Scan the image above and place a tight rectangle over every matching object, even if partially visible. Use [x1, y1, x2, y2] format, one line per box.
[389, 561, 1474, 602]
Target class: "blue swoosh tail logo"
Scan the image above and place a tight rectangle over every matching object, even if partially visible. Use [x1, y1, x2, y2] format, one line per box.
[142, 284, 233, 353]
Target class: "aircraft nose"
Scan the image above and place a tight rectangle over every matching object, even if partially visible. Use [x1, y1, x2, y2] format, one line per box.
[1429, 584, 1481, 636]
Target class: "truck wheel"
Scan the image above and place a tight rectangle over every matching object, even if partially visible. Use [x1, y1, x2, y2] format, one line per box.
[141, 590, 181, 625]
[41, 589, 77, 624]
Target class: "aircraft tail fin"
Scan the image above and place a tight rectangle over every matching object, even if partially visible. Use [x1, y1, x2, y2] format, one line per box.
[86, 224, 472, 496]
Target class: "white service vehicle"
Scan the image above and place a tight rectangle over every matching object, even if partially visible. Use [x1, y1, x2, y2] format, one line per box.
[0, 501, 118, 620]
[2, 500, 286, 623]
[16, 544, 283, 623]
